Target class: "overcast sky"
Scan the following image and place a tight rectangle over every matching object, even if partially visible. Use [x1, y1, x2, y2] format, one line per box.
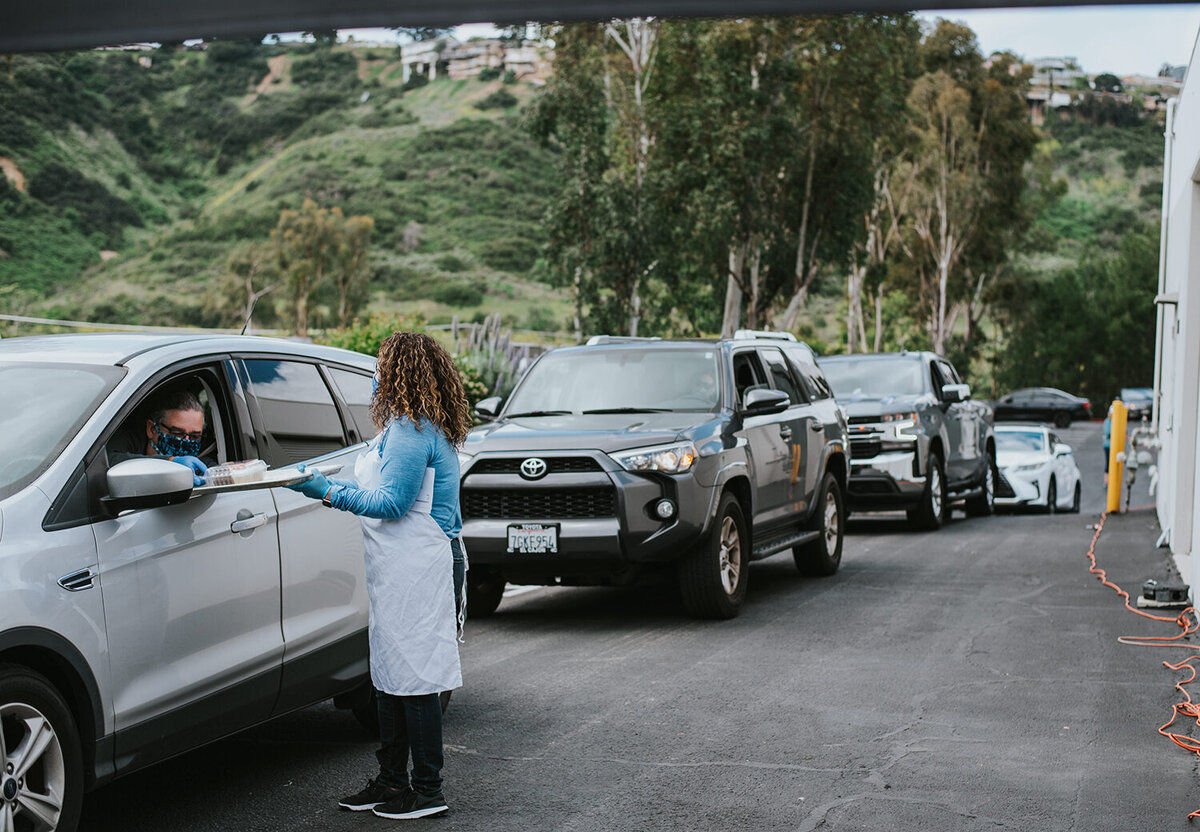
[918, 5, 1200, 77]
[342, 5, 1200, 79]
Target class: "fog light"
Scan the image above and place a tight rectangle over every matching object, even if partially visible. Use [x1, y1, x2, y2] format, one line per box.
[654, 499, 677, 520]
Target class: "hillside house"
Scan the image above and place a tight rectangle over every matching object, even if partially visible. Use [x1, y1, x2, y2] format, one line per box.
[401, 37, 552, 84]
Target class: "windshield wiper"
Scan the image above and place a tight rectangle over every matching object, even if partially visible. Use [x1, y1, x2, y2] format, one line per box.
[581, 407, 670, 414]
[505, 410, 573, 417]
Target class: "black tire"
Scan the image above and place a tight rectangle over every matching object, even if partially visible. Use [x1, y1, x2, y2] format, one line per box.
[0, 664, 84, 832]
[466, 569, 505, 618]
[1045, 477, 1058, 514]
[794, 473, 844, 576]
[965, 453, 996, 517]
[679, 492, 749, 619]
[909, 450, 947, 531]
[352, 688, 453, 735]
[1068, 481, 1081, 513]
[1053, 411, 1071, 429]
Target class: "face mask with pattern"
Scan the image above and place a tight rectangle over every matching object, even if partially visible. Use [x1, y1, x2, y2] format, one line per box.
[153, 422, 202, 458]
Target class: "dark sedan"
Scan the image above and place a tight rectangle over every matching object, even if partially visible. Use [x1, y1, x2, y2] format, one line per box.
[992, 387, 1092, 428]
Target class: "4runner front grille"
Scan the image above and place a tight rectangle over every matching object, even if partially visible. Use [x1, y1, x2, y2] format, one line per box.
[471, 457, 604, 475]
[462, 487, 617, 519]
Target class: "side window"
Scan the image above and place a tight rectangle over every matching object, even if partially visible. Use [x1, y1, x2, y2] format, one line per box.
[328, 366, 379, 440]
[939, 361, 961, 385]
[760, 348, 807, 405]
[732, 351, 768, 406]
[104, 369, 234, 468]
[242, 359, 348, 466]
[930, 361, 947, 394]
[785, 348, 831, 401]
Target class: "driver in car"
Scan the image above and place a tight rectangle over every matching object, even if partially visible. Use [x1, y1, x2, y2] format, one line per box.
[108, 388, 210, 485]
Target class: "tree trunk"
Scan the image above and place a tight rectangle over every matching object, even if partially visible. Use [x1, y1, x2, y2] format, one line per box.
[846, 263, 865, 355]
[573, 266, 583, 344]
[721, 246, 746, 338]
[746, 244, 761, 330]
[873, 286, 884, 353]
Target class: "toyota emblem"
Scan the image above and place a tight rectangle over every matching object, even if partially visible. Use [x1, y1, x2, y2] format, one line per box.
[520, 457, 548, 480]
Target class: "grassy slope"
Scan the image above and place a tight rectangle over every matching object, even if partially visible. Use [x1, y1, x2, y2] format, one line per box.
[4, 45, 568, 331]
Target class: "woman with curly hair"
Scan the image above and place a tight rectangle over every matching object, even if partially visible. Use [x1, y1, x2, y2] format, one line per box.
[288, 331, 472, 820]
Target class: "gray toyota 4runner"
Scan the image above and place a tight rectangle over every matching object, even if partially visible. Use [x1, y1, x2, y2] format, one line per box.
[457, 332, 850, 620]
[818, 351, 996, 529]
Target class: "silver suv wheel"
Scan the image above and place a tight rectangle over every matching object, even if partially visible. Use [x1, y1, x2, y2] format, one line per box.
[1, 702, 65, 832]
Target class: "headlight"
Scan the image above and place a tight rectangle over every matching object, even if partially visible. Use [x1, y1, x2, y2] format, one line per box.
[457, 452, 475, 471]
[881, 411, 919, 440]
[610, 442, 698, 474]
[1009, 463, 1044, 474]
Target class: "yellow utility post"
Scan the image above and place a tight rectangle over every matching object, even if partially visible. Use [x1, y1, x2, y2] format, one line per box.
[1106, 400, 1128, 514]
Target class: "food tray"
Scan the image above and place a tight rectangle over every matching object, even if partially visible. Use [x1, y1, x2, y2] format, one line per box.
[190, 463, 343, 497]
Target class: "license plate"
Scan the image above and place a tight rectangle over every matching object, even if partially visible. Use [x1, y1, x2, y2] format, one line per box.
[507, 523, 559, 554]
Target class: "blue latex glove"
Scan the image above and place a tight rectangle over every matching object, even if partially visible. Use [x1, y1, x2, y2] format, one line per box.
[287, 464, 332, 501]
[172, 455, 208, 487]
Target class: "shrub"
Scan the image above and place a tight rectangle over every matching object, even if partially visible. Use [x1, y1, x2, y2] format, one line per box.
[435, 253, 469, 272]
[478, 236, 538, 272]
[316, 312, 426, 357]
[474, 89, 518, 111]
[432, 280, 485, 306]
[478, 67, 502, 82]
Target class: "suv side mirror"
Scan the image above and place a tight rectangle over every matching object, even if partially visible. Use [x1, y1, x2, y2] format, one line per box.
[102, 457, 194, 514]
[941, 383, 970, 403]
[475, 396, 502, 421]
[1054, 444, 1072, 457]
[742, 388, 790, 415]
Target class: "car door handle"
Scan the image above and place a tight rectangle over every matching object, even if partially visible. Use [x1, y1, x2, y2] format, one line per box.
[230, 512, 268, 534]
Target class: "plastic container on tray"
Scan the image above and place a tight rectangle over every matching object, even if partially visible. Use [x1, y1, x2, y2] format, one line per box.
[204, 459, 269, 486]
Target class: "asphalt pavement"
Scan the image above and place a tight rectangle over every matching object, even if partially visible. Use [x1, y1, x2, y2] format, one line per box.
[81, 421, 1195, 831]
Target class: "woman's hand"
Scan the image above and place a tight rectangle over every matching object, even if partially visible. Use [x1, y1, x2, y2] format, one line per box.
[287, 464, 332, 501]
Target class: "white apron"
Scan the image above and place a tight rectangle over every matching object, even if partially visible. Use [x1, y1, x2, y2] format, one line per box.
[355, 430, 462, 696]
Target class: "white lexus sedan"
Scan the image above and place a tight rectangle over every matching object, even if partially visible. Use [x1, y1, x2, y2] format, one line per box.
[994, 424, 1082, 513]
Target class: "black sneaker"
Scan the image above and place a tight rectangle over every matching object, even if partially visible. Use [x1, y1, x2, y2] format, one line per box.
[372, 789, 449, 820]
[338, 779, 409, 811]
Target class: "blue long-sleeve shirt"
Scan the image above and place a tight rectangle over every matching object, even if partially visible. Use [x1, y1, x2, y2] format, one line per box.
[327, 416, 462, 538]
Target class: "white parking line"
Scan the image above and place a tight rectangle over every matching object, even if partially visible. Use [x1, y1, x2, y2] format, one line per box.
[502, 585, 545, 598]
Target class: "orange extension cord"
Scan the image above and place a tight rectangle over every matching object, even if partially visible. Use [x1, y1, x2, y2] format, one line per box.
[1085, 510, 1200, 819]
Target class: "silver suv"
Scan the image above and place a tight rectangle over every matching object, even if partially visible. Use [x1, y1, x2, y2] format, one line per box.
[0, 334, 382, 832]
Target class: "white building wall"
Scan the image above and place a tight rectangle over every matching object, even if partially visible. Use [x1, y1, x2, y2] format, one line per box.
[1157, 29, 1200, 595]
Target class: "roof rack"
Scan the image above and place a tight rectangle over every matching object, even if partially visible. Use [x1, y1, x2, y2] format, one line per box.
[732, 329, 796, 342]
[585, 335, 664, 345]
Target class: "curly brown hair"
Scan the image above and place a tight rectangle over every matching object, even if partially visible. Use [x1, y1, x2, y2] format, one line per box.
[370, 331, 473, 447]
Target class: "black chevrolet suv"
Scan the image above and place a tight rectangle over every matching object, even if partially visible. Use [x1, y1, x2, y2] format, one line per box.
[818, 351, 996, 529]
[457, 332, 850, 619]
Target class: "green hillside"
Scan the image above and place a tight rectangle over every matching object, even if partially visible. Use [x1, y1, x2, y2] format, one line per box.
[0, 41, 570, 331]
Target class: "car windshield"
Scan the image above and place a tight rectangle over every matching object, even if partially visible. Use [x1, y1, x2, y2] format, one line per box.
[996, 430, 1047, 454]
[820, 358, 926, 399]
[1121, 388, 1152, 402]
[0, 363, 125, 500]
[505, 348, 720, 414]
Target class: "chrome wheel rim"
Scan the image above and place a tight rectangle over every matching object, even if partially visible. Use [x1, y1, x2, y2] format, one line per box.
[929, 465, 943, 518]
[718, 516, 741, 596]
[0, 702, 65, 832]
[823, 491, 839, 552]
[984, 463, 994, 507]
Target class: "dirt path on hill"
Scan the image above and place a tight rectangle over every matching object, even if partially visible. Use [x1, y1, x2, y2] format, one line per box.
[0, 157, 27, 193]
[252, 55, 288, 98]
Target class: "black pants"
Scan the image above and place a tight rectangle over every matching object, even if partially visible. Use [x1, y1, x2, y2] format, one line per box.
[376, 691, 444, 795]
